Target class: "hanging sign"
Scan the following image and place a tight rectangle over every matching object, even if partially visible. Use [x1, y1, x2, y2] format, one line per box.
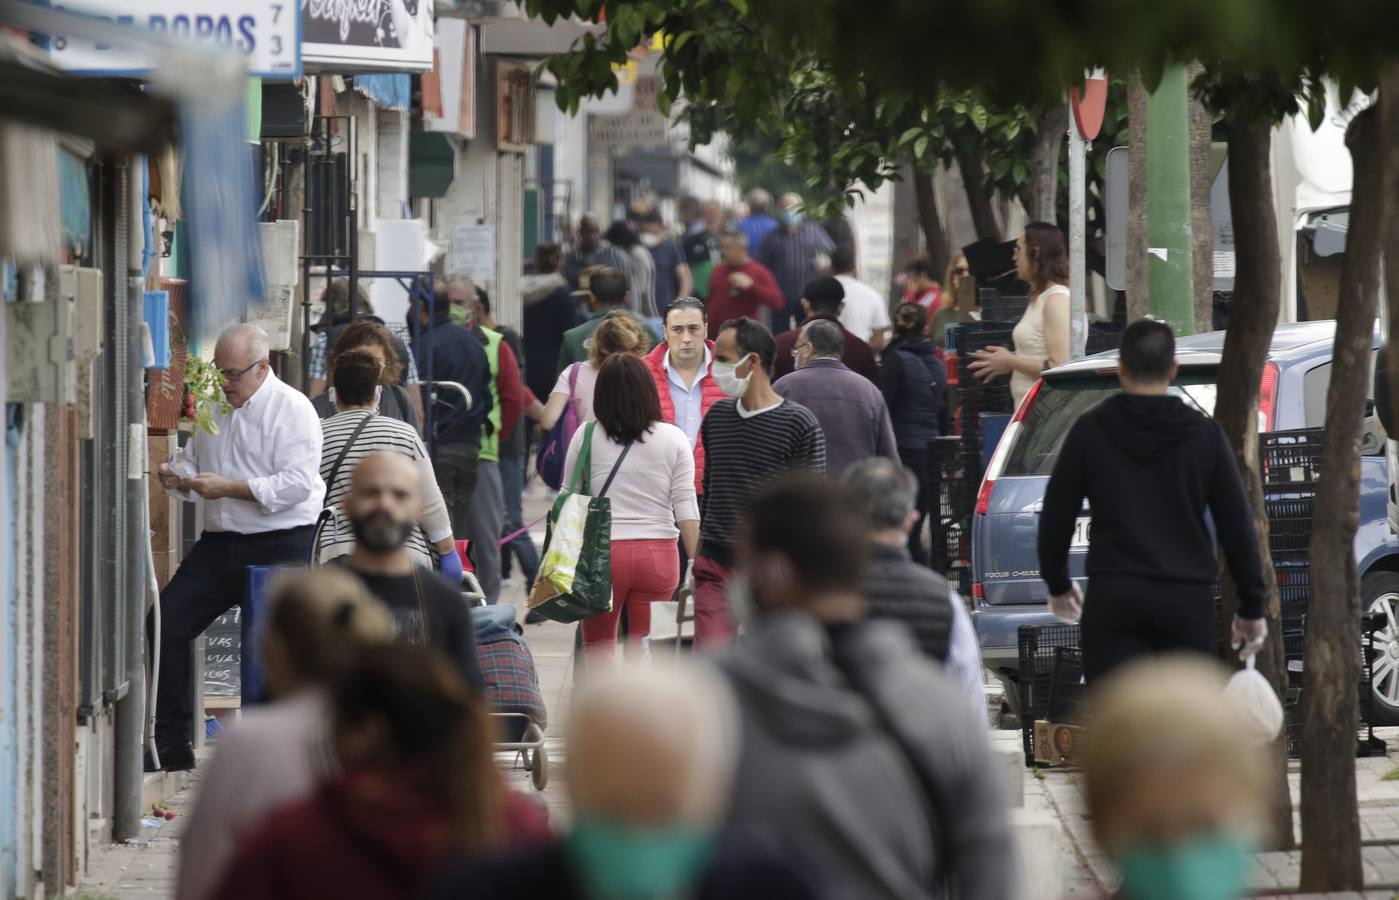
[300, 0, 435, 72]
[47, 0, 300, 79]
[1071, 68, 1109, 141]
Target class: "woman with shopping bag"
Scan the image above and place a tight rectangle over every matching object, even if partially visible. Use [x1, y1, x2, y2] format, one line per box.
[531, 354, 699, 661]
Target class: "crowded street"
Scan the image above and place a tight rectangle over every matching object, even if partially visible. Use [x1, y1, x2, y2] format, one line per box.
[6, 1, 1399, 899]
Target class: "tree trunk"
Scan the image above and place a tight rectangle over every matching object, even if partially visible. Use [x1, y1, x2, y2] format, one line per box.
[1187, 62, 1215, 334]
[1029, 103, 1067, 223]
[1125, 72, 1150, 320]
[953, 136, 1003, 242]
[1299, 106, 1383, 894]
[1212, 120, 1293, 851]
[912, 167, 951, 278]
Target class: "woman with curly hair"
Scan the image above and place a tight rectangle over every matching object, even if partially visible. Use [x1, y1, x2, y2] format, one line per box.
[540, 311, 650, 429]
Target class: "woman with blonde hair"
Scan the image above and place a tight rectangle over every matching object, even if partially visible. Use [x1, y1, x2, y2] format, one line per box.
[177, 569, 394, 900]
[1083, 656, 1269, 900]
[541, 311, 650, 429]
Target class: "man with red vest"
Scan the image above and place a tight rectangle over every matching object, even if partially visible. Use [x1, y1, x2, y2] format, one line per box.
[643, 297, 726, 496]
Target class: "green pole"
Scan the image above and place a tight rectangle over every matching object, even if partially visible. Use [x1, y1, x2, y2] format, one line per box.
[1145, 65, 1196, 335]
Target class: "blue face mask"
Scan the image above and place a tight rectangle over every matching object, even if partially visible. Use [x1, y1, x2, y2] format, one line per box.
[1117, 833, 1252, 900]
[567, 815, 713, 900]
[778, 209, 801, 226]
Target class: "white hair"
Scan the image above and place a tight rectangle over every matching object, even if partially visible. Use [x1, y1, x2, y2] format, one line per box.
[217, 322, 270, 361]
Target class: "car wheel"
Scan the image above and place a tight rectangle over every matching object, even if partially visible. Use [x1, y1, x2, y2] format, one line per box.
[1363, 570, 1399, 726]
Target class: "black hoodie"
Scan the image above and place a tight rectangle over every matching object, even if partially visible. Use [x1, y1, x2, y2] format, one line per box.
[1038, 393, 1266, 618]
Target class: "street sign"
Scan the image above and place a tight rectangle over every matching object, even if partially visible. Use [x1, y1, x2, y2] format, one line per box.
[301, 0, 435, 72]
[1071, 68, 1108, 141]
[47, 0, 300, 78]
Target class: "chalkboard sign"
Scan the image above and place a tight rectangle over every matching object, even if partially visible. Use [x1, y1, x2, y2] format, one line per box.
[203, 607, 242, 698]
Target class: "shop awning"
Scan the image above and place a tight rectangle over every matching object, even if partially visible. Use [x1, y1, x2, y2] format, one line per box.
[476, 17, 603, 57]
[409, 131, 456, 198]
[0, 55, 176, 154]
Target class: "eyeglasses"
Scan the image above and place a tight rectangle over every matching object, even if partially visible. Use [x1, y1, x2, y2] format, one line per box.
[218, 359, 264, 382]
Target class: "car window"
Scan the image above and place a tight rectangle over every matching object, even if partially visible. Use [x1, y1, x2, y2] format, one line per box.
[1303, 363, 1330, 428]
[1002, 373, 1219, 477]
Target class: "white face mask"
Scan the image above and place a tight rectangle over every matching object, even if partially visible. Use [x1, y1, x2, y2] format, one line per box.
[639, 231, 661, 248]
[712, 355, 754, 399]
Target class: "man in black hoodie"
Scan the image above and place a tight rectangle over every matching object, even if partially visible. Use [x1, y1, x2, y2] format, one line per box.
[1038, 319, 1268, 683]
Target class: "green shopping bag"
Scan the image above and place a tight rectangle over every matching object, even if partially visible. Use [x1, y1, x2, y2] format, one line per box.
[528, 422, 633, 623]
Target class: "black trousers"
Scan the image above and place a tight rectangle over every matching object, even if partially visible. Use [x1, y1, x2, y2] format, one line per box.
[1080, 574, 1218, 685]
[900, 444, 935, 566]
[148, 526, 314, 748]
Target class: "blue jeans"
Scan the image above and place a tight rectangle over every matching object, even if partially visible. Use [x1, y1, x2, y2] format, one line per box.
[498, 452, 540, 584]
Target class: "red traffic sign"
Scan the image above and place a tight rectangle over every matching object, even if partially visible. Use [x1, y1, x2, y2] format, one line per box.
[1071, 69, 1109, 140]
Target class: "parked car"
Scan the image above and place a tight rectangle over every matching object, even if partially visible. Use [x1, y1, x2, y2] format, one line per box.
[970, 321, 1399, 721]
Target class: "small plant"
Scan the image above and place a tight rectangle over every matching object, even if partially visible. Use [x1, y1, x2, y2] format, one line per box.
[1381, 767, 1399, 782]
[182, 357, 230, 436]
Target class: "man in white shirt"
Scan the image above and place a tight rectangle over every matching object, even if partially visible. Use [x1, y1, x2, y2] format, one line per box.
[149, 323, 325, 772]
[832, 247, 891, 352]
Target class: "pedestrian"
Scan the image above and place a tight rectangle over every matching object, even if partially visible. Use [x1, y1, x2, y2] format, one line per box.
[544, 311, 651, 429]
[642, 297, 725, 495]
[881, 303, 950, 562]
[902, 257, 943, 311]
[1083, 657, 1267, 900]
[334, 453, 485, 693]
[736, 186, 778, 252]
[210, 645, 549, 900]
[691, 318, 826, 649]
[311, 319, 422, 431]
[307, 278, 426, 429]
[681, 198, 724, 299]
[605, 219, 660, 327]
[177, 570, 394, 900]
[1038, 319, 1267, 684]
[773, 319, 898, 476]
[770, 275, 880, 385]
[717, 475, 1020, 899]
[556, 267, 660, 372]
[756, 192, 835, 331]
[522, 242, 582, 403]
[705, 226, 784, 339]
[832, 245, 892, 351]
[843, 459, 987, 724]
[411, 280, 493, 535]
[428, 664, 816, 900]
[148, 323, 325, 773]
[564, 214, 626, 290]
[966, 222, 1071, 408]
[640, 209, 693, 313]
[928, 252, 977, 344]
[564, 355, 699, 660]
[317, 351, 459, 579]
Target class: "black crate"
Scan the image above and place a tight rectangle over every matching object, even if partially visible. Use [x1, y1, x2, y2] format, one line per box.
[1268, 513, 1313, 557]
[981, 294, 1030, 323]
[1046, 647, 1087, 723]
[1017, 624, 1082, 767]
[1280, 611, 1386, 758]
[1260, 429, 1325, 487]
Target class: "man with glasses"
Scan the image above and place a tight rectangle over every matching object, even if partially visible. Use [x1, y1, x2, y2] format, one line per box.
[149, 323, 325, 772]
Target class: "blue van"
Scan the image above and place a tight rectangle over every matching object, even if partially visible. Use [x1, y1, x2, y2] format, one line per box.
[969, 321, 1399, 721]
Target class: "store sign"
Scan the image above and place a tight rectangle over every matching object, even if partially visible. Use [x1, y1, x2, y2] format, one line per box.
[47, 0, 300, 78]
[301, 0, 435, 72]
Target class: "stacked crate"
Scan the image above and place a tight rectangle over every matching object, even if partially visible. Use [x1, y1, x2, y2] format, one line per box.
[978, 287, 1028, 324]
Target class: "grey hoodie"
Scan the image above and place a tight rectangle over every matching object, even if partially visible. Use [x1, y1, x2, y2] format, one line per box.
[717, 613, 1021, 900]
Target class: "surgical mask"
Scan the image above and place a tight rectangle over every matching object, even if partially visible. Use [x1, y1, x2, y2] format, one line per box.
[779, 209, 802, 226]
[1117, 833, 1252, 900]
[639, 231, 661, 248]
[711, 356, 753, 399]
[448, 303, 469, 325]
[349, 511, 413, 552]
[567, 815, 713, 900]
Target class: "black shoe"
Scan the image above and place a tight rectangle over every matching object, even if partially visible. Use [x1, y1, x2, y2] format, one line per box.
[525, 609, 548, 625]
[143, 742, 195, 773]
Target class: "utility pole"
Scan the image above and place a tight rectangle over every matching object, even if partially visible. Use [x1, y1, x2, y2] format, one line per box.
[1145, 64, 1197, 335]
[1068, 112, 1088, 357]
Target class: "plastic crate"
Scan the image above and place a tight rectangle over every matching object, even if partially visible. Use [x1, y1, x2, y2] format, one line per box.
[981, 293, 1029, 323]
[1268, 512, 1314, 558]
[1017, 623, 1082, 767]
[1260, 429, 1325, 487]
[1281, 611, 1386, 758]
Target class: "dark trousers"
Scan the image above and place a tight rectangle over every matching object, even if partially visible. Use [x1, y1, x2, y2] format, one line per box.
[901, 444, 935, 566]
[434, 442, 480, 535]
[1080, 574, 1217, 685]
[149, 526, 314, 748]
[498, 452, 540, 584]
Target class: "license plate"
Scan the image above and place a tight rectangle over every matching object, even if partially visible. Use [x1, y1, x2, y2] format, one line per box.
[1070, 516, 1091, 547]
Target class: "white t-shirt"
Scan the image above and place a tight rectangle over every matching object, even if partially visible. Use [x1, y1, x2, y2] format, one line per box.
[551, 361, 600, 423]
[836, 275, 891, 342]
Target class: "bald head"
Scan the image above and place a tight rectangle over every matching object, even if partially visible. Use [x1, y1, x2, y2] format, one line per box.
[566, 663, 737, 829]
[746, 187, 771, 216]
[344, 453, 422, 555]
[214, 323, 271, 408]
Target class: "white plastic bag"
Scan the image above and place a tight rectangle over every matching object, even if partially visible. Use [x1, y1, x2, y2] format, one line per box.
[1224, 655, 1284, 746]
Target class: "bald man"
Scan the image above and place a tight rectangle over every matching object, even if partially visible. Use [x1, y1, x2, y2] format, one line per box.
[149, 323, 325, 772]
[563, 213, 626, 290]
[334, 453, 483, 694]
[427, 664, 815, 900]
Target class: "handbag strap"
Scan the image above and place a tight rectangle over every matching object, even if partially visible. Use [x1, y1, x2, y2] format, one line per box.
[568, 421, 597, 495]
[597, 440, 634, 498]
[323, 411, 376, 506]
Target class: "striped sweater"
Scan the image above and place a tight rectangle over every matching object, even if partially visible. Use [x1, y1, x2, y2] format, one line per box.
[698, 398, 827, 565]
[316, 410, 453, 566]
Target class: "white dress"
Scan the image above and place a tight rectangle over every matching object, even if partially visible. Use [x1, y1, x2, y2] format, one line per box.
[1010, 283, 1070, 408]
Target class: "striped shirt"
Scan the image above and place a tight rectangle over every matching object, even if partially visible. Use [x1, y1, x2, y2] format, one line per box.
[698, 398, 827, 564]
[757, 222, 835, 312]
[315, 410, 453, 566]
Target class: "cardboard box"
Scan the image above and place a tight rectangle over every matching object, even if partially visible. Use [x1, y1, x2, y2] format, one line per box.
[1034, 720, 1086, 766]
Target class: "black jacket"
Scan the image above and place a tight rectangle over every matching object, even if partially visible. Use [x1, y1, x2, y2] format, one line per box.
[1038, 393, 1266, 618]
[413, 317, 492, 447]
[863, 542, 955, 663]
[880, 335, 947, 449]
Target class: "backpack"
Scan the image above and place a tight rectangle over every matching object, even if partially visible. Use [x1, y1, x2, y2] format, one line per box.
[534, 363, 582, 490]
